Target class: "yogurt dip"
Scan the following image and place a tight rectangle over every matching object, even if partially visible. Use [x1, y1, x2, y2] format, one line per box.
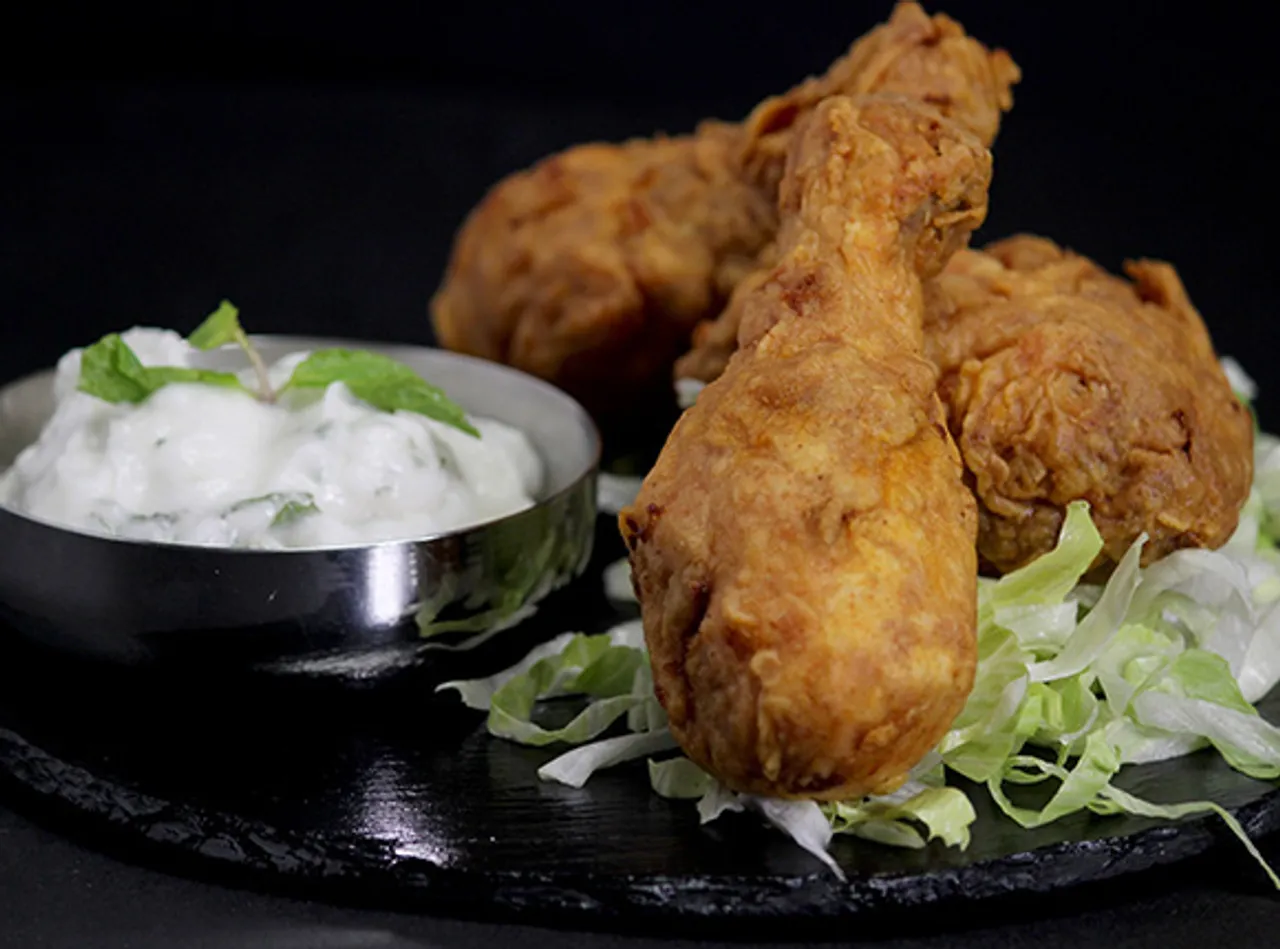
[0, 328, 543, 548]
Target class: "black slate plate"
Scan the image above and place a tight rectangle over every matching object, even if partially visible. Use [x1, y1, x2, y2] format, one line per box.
[0, 515, 1277, 935]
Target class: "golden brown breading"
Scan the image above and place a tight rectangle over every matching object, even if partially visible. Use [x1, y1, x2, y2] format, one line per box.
[676, 251, 776, 384]
[619, 95, 989, 800]
[681, 235, 1255, 576]
[924, 235, 1253, 574]
[431, 2, 1018, 419]
[430, 125, 773, 420]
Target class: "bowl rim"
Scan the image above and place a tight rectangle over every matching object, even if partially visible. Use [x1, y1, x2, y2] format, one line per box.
[0, 335, 602, 556]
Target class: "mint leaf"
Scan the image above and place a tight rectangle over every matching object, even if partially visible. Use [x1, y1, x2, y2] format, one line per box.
[188, 300, 275, 399]
[272, 497, 320, 526]
[77, 312, 474, 436]
[77, 334, 250, 404]
[188, 300, 245, 351]
[227, 491, 320, 527]
[282, 348, 421, 390]
[282, 348, 480, 437]
[78, 333, 152, 402]
[349, 381, 479, 437]
[145, 366, 252, 392]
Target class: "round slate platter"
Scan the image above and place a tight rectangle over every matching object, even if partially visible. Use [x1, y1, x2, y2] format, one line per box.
[0, 515, 1277, 935]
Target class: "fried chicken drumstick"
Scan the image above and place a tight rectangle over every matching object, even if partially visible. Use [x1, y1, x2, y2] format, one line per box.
[619, 95, 991, 799]
[431, 2, 1017, 419]
[679, 235, 1254, 576]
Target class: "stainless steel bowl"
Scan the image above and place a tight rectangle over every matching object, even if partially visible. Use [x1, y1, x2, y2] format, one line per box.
[0, 337, 600, 679]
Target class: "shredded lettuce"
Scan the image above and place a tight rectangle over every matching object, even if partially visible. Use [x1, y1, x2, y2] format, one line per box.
[749, 798, 845, 879]
[441, 363, 1280, 885]
[1223, 356, 1258, 404]
[935, 499, 1280, 881]
[437, 622, 650, 746]
[675, 378, 705, 410]
[826, 783, 976, 851]
[597, 473, 644, 516]
[602, 557, 636, 604]
[541, 730, 679, 788]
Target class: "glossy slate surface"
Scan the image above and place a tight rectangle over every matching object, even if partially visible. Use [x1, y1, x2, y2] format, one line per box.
[0, 516, 1276, 932]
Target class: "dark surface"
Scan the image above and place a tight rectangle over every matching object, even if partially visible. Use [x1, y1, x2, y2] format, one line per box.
[0, 517, 1277, 943]
[0, 802, 1277, 949]
[3, 3, 1280, 944]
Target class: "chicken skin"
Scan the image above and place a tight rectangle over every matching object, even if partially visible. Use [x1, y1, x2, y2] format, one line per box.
[680, 235, 1254, 576]
[431, 2, 1018, 420]
[619, 95, 990, 800]
[924, 235, 1253, 574]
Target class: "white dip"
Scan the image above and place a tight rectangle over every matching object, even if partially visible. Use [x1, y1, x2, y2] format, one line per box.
[0, 328, 543, 548]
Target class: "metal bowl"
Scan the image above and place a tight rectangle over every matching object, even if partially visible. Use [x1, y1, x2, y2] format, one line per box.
[0, 336, 600, 679]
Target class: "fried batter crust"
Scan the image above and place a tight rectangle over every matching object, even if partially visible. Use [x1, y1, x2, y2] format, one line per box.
[680, 235, 1254, 575]
[620, 95, 989, 799]
[431, 3, 1017, 418]
[924, 235, 1253, 573]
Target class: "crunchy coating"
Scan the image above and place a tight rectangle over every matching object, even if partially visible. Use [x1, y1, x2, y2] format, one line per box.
[924, 235, 1253, 573]
[619, 95, 989, 800]
[681, 236, 1255, 576]
[431, 2, 1018, 418]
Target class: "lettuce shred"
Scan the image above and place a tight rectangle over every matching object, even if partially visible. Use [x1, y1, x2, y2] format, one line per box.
[439, 360, 1280, 886]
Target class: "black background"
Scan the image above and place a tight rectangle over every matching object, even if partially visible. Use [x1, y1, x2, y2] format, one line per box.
[2, 1, 1275, 416]
[1, 2, 1278, 945]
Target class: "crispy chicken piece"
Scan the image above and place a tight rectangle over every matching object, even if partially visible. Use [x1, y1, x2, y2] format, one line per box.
[431, 2, 1018, 419]
[924, 235, 1253, 573]
[680, 235, 1254, 575]
[619, 95, 990, 800]
[676, 256, 777, 384]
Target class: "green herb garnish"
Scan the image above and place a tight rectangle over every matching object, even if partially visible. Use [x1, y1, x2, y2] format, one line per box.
[188, 300, 275, 401]
[279, 349, 480, 438]
[78, 333, 251, 403]
[271, 497, 321, 527]
[76, 302, 479, 438]
[227, 491, 322, 528]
